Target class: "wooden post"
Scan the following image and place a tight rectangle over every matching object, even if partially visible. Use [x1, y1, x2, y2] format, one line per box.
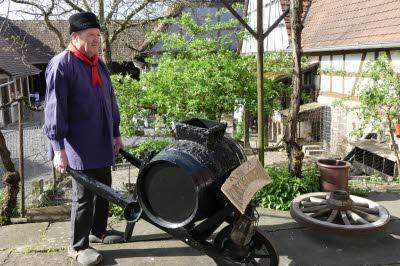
[257, 0, 265, 166]
[18, 99, 25, 217]
[53, 166, 56, 195]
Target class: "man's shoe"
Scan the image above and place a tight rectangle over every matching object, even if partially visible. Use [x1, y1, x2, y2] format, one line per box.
[67, 247, 102, 266]
[89, 230, 124, 244]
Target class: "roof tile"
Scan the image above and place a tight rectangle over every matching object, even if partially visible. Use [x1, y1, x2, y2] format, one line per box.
[302, 0, 400, 51]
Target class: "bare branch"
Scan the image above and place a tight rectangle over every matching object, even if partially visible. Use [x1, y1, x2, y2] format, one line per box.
[98, 0, 104, 24]
[110, 1, 183, 45]
[11, 0, 47, 14]
[63, 0, 85, 12]
[105, 0, 123, 23]
[44, 15, 67, 49]
[109, 0, 154, 43]
[220, 0, 256, 38]
[81, 0, 91, 11]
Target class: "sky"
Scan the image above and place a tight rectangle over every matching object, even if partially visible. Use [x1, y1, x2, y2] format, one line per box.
[0, 0, 170, 20]
[0, 0, 34, 19]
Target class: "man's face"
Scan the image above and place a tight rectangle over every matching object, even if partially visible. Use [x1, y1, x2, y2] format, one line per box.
[72, 28, 101, 58]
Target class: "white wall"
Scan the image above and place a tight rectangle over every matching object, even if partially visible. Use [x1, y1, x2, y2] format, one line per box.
[241, 0, 289, 54]
[316, 49, 400, 157]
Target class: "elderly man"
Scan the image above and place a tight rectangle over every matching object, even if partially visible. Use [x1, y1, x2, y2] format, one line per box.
[44, 12, 124, 265]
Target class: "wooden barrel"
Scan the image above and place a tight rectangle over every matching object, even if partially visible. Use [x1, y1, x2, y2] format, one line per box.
[136, 118, 246, 229]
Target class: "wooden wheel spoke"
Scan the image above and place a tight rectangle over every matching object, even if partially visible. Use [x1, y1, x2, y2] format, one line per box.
[301, 201, 326, 207]
[301, 205, 327, 213]
[353, 206, 379, 215]
[340, 211, 351, 225]
[352, 201, 370, 208]
[310, 207, 332, 218]
[351, 208, 379, 222]
[327, 209, 338, 223]
[309, 196, 327, 203]
[346, 210, 369, 224]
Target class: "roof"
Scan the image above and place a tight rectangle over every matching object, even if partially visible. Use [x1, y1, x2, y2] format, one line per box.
[280, 0, 312, 42]
[274, 62, 319, 82]
[302, 0, 400, 53]
[0, 38, 40, 77]
[0, 17, 55, 64]
[280, 102, 325, 117]
[10, 20, 154, 63]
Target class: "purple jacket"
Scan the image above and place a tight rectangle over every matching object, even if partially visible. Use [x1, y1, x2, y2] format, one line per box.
[44, 51, 120, 170]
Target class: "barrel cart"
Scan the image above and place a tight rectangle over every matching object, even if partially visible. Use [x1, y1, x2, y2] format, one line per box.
[67, 118, 279, 265]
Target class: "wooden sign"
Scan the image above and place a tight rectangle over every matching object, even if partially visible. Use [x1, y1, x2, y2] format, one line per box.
[221, 157, 272, 214]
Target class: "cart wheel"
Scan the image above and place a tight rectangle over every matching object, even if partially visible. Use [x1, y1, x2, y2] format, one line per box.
[214, 226, 279, 266]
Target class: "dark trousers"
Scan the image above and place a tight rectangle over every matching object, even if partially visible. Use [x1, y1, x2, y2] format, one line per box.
[70, 167, 111, 251]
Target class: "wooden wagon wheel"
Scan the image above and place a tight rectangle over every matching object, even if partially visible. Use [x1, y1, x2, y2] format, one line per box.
[290, 190, 390, 234]
[214, 225, 279, 266]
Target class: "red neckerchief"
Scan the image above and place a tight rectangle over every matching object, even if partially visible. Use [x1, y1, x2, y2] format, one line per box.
[66, 43, 103, 87]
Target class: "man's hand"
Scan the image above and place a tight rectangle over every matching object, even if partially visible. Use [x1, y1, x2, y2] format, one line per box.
[114, 137, 124, 155]
[54, 150, 68, 174]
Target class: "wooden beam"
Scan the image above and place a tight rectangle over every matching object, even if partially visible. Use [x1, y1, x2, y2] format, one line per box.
[262, 7, 290, 40]
[329, 54, 333, 92]
[351, 52, 367, 96]
[342, 54, 345, 94]
[256, 0, 265, 165]
[220, 0, 257, 39]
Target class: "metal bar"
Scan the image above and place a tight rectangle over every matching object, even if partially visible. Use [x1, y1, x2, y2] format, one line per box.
[262, 7, 290, 40]
[140, 215, 240, 265]
[67, 166, 130, 208]
[120, 149, 143, 168]
[191, 207, 233, 239]
[18, 99, 25, 217]
[220, 0, 257, 38]
[67, 166, 142, 222]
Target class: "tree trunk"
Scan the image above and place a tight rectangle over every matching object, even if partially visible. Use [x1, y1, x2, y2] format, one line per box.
[0, 131, 20, 225]
[101, 31, 113, 72]
[243, 108, 250, 148]
[264, 112, 270, 147]
[284, 0, 304, 177]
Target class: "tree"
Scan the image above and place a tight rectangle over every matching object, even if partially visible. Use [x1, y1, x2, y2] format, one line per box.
[9, 0, 189, 70]
[112, 12, 256, 136]
[0, 131, 19, 225]
[112, 12, 291, 139]
[356, 55, 400, 176]
[220, 0, 290, 166]
[284, 0, 303, 177]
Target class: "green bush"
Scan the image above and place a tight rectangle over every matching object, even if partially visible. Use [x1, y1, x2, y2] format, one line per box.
[108, 204, 124, 220]
[253, 166, 320, 210]
[233, 121, 243, 141]
[125, 139, 171, 160]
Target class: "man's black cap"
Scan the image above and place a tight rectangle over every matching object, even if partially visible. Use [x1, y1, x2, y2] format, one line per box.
[69, 12, 101, 34]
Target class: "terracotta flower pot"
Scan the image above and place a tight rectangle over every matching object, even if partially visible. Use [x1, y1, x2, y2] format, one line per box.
[316, 159, 351, 192]
[395, 123, 400, 137]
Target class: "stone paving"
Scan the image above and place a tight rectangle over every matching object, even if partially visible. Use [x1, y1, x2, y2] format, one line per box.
[0, 194, 399, 265]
